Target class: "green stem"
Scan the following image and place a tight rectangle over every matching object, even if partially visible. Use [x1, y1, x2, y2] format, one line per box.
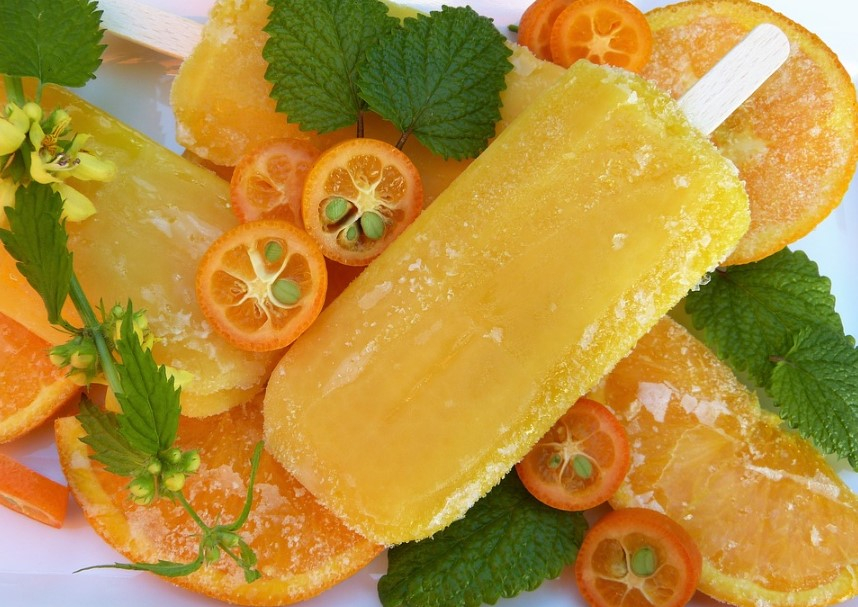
[68, 272, 123, 394]
[176, 491, 210, 532]
[3, 75, 26, 106]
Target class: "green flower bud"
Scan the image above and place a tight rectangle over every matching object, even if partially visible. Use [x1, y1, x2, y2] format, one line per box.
[181, 450, 201, 474]
[147, 459, 163, 475]
[219, 531, 241, 548]
[163, 447, 183, 465]
[163, 471, 185, 492]
[204, 544, 221, 564]
[128, 475, 156, 505]
[22, 102, 42, 124]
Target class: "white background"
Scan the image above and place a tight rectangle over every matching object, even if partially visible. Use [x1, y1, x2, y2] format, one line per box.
[1, 2, 856, 607]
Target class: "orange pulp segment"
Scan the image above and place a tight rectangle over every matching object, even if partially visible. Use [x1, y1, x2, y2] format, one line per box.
[641, 0, 858, 265]
[603, 317, 858, 607]
[0, 312, 82, 443]
[0, 452, 69, 528]
[55, 398, 382, 606]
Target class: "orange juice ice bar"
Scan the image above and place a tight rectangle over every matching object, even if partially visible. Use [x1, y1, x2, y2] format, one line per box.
[0, 84, 280, 417]
[263, 60, 751, 544]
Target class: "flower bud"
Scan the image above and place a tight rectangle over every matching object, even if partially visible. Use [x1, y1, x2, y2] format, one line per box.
[22, 102, 42, 124]
[181, 450, 201, 474]
[163, 471, 185, 492]
[128, 475, 156, 505]
[163, 447, 183, 465]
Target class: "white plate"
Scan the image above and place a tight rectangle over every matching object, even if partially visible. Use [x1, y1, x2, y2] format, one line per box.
[1, 1, 856, 606]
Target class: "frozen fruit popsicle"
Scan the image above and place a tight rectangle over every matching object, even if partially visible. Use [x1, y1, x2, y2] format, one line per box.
[0, 84, 280, 417]
[263, 55, 756, 545]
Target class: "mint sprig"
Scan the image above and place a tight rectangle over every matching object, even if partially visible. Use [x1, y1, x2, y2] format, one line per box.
[377, 473, 586, 607]
[0, 183, 73, 326]
[113, 303, 181, 455]
[358, 6, 513, 159]
[264, 0, 399, 136]
[263, 0, 512, 159]
[685, 248, 858, 465]
[0, 0, 105, 96]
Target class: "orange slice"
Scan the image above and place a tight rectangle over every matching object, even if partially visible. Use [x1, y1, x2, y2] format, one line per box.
[641, 0, 858, 265]
[0, 452, 69, 528]
[549, 0, 653, 71]
[0, 312, 82, 443]
[575, 507, 702, 607]
[602, 317, 858, 607]
[517, 0, 574, 62]
[230, 138, 320, 226]
[195, 219, 328, 351]
[516, 397, 630, 511]
[302, 138, 423, 266]
[55, 397, 383, 606]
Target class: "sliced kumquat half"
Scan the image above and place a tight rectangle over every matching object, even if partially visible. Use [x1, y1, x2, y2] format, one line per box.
[0, 452, 69, 528]
[575, 507, 702, 607]
[230, 138, 320, 226]
[516, 397, 630, 511]
[549, 0, 653, 71]
[517, 0, 575, 61]
[195, 219, 327, 352]
[302, 138, 423, 266]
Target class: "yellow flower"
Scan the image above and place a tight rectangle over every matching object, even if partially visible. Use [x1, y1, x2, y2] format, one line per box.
[0, 179, 17, 229]
[69, 151, 116, 182]
[52, 182, 96, 222]
[0, 116, 26, 155]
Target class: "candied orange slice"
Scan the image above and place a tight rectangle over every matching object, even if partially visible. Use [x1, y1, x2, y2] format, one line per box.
[0, 312, 81, 443]
[55, 398, 382, 605]
[603, 317, 858, 607]
[0, 452, 69, 528]
[641, 0, 858, 265]
[517, 0, 574, 62]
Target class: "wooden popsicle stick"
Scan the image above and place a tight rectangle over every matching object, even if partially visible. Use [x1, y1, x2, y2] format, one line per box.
[679, 23, 791, 135]
[97, 0, 203, 60]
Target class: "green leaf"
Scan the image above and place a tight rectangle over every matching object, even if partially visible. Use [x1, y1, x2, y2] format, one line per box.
[685, 248, 843, 386]
[76, 399, 150, 477]
[378, 473, 586, 607]
[263, 0, 399, 134]
[0, 182, 72, 325]
[358, 6, 513, 159]
[770, 328, 858, 466]
[114, 303, 181, 455]
[0, 0, 105, 88]
[77, 554, 204, 578]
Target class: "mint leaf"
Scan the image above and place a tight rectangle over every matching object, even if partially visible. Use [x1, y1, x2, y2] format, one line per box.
[0, 182, 72, 325]
[114, 303, 181, 455]
[358, 6, 512, 159]
[770, 328, 858, 466]
[76, 399, 150, 476]
[685, 248, 843, 385]
[264, 0, 398, 134]
[0, 0, 105, 87]
[378, 473, 586, 607]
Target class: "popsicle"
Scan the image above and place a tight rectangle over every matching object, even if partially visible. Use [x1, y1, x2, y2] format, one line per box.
[0, 83, 280, 417]
[263, 52, 759, 543]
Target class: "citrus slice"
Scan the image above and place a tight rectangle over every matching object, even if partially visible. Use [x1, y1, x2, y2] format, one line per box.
[516, 397, 630, 511]
[517, 0, 574, 62]
[549, 0, 653, 71]
[230, 138, 320, 226]
[575, 507, 702, 607]
[0, 312, 82, 443]
[195, 219, 328, 351]
[56, 397, 382, 606]
[302, 138, 423, 266]
[602, 317, 858, 607]
[0, 452, 69, 528]
[641, 0, 858, 265]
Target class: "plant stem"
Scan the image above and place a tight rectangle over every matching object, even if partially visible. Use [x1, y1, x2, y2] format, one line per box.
[3, 75, 25, 107]
[176, 491, 210, 532]
[68, 272, 123, 394]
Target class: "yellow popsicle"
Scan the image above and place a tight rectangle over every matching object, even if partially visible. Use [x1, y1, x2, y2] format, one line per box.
[263, 60, 751, 544]
[0, 84, 279, 417]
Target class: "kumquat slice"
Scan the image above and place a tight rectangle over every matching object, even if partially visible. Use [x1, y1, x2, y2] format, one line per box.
[195, 219, 327, 352]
